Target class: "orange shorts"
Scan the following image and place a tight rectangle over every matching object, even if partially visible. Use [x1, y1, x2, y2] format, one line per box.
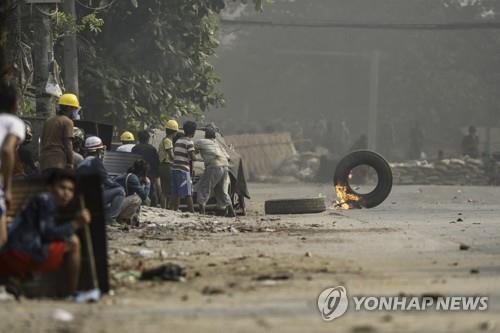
[0, 241, 66, 277]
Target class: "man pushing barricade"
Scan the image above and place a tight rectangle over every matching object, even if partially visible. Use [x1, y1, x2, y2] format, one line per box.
[195, 126, 236, 217]
[171, 121, 197, 213]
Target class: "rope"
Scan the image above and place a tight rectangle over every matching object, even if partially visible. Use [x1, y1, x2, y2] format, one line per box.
[75, 0, 118, 11]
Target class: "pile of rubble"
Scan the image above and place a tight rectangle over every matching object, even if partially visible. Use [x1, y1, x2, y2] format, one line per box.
[391, 157, 492, 185]
[273, 152, 321, 182]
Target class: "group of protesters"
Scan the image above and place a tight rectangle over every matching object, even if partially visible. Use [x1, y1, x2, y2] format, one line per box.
[0, 86, 235, 299]
[116, 120, 236, 218]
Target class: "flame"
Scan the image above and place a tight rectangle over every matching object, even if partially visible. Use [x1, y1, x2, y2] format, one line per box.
[334, 184, 361, 209]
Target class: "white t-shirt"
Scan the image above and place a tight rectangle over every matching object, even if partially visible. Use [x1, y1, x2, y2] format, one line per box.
[0, 113, 25, 170]
[116, 144, 135, 153]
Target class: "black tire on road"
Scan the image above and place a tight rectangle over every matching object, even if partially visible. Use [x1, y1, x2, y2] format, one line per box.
[265, 197, 326, 215]
[334, 150, 392, 208]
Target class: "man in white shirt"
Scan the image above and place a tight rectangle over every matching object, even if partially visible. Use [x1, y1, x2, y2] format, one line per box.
[0, 83, 26, 247]
[194, 127, 235, 217]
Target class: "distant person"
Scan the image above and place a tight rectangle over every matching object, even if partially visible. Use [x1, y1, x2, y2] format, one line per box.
[115, 159, 151, 225]
[72, 127, 85, 167]
[158, 120, 178, 209]
[408, 123, 424, 160]
[461, 125, 480, 159]
[0, 83, 26, 247]
[437, 150, 445, 160]
[350, 134, 368, 151]
[132, 130, 161, 206]
[117, 131, 136, 152]
[195, 127, 235, 217]
[40, 93, 80, 171]
[77, 136, 125, 222]
[340, 120, 352, 151]
[171, 121, 197, 213]
[13, 121, 38, 177]
[0, 169, 91, 297]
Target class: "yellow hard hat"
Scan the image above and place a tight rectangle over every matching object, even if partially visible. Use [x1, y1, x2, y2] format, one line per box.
[165, 119, 179, 132]
[58, 93, 80, 109]
[120, 131, 135, 142]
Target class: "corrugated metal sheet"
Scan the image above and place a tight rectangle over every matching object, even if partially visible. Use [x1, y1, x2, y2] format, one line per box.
[224, 132, 296, 179]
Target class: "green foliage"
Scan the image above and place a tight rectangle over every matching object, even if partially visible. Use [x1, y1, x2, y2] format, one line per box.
[78, 0, 263, 131]
[52, 12, 103, 41]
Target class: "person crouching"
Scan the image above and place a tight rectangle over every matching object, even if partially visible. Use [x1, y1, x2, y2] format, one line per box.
[77, 136, 125, 222]
[0, 169, 91, 297]
[115, 159, 151, 225]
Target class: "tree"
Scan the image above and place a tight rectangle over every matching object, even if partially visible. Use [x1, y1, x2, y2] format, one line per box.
[76, 0, 264, 131]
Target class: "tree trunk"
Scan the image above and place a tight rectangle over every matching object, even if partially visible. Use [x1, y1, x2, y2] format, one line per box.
[33, 4, 54, 118]
[0, 0, 14, 79]
[63, 0, 79, 95]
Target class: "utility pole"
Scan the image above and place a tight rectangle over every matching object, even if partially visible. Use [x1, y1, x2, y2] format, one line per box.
[367, 51, 380, 151]
[33, 4, 55, 118]
[63, 0, 79, 94]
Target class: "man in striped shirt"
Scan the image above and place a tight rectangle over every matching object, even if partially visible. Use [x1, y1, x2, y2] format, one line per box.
[171, 121, 197, 212]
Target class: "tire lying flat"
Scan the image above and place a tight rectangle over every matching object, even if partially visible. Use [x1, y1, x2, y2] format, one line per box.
[265, 197, 326, 215]
[334, 150, 393, 208]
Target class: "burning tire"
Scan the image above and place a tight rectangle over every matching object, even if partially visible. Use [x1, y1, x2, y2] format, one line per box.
[265, 198, 326, 215]
[334, 150, 392, 208]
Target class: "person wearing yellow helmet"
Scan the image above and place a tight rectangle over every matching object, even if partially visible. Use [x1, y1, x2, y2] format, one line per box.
[40, 93, 81, 170]
[117, 131, 136, 153]
[158, 120, 179, 208]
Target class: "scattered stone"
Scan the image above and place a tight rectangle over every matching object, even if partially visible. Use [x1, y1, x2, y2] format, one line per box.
[52, 309, 74, 322]
[228, 226, 239, 233]
[457, 218, 463, 222]
[459, 244, 470, 251]
[140, 263, 186, 282]
[181, 294, 189, 301]
[470, 269, 479, 274]
[201, 286, 225, 295]
[380, 314, 393, 322]
[136, 249, 155, 258]
[351, 325, 377, 333]
[479, 321, 496, 331]
[255, 272, 293, 281]
[305, 251, 312, 257]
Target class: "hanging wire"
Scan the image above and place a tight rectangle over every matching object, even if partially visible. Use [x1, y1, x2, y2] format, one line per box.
[75, 0, 118, 11]
[34, 4, 59, 17]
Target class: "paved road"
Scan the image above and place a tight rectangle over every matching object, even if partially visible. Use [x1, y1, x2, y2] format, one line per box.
[0, 183, 499, 333]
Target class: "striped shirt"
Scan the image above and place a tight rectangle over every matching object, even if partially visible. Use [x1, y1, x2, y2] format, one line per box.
[172, 137, 195, 172]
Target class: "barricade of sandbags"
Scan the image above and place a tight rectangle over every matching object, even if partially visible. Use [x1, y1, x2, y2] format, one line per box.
[390, 157, 495, 185]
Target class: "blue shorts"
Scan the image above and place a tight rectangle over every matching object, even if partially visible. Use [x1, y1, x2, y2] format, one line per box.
[171, 169, 192, 197]
[0, 186, 5, 217]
